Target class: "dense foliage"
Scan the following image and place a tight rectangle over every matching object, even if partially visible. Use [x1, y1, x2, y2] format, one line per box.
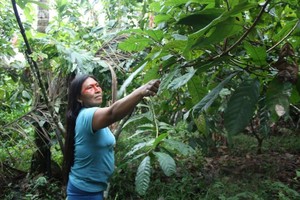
[0, 0, 299, 199]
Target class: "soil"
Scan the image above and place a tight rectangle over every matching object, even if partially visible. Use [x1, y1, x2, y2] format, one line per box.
[202, 151, 300, 191]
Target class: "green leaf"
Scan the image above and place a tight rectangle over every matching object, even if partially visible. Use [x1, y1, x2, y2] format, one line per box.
[244, 41, 267, 66]
[22, 90, 31, 99]
[123, 112, 149, 128]
[158, 122, 174, 131]
[192, 17, 243, 49]
[149, 1, 161, 12]
[266, 79, 292, 122]
[23, 6, 33, 22]
[137, 123, 155, 130]
[273, 20, 299, 42]
[153, 152, 176, 176]
[291, 85, 300, 104]
[192, 72, 237, 115]
[143, 62, 161, 83]
[168, 67, 197, 90]
[0, 87, 5, 99]
[184, 1, 257, 57]
[135, 156, 151, 196]
[159, 67, 181, 94]
[164, 0, 215, 7]
[164, 40, 188, 53]
[118, 36, 152, 52]
[125, 140, 154, 158]
[145, 30, 164, 42]
[153, 14, 173, 24]
[153, 133, 168, 149]
[177, 8, 224, 30]
[258, 96, 270, 137]
[224, 79, 260, 135]
[28, 0, 49, 9]
[188, 75, 207, 105]
[164, 139, 195, 156]
[118, 61, 147, 98]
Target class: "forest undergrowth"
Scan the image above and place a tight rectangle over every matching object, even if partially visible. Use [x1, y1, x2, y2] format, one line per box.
[1, 130, 300, 200]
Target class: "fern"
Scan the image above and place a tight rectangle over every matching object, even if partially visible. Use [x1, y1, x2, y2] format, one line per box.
[135, 156, 151, 196]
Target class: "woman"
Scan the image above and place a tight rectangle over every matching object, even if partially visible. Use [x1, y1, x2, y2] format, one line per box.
[64, 74, 160, 200]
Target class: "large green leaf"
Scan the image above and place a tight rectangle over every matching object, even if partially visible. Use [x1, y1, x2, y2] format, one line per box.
[145, 30, 164, 42]
[158, 67, 181, 94]
[177, 8, 224, 30]
[243, 41, 267, 66]
[266, 78, 292, 122]
[153, 152, 176, 176]
[118, 35, 153, 52]
[188, 75, 207, 105]
[168, 67, 197, 90]
[192, 72, 237, 115]
[184, 1, 257, 57]
[224, 79, 260, 135]
[192, 17, 244, 49]
[135, 156, 151, 196]
[164, 139, 195, 156]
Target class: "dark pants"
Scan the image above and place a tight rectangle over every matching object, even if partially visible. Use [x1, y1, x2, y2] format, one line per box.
[67, 181, 104, 200]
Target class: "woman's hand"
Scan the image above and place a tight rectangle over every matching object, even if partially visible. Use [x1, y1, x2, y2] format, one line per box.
[141, 79, 161, 97]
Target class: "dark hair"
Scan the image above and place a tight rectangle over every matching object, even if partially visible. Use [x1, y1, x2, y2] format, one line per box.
[63, 74, 97, 184]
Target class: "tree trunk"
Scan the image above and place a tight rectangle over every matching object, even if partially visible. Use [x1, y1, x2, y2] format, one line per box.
[36, 0, 49, 33]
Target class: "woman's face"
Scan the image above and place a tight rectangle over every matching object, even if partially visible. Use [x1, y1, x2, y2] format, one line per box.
[78, 77, 103, 107]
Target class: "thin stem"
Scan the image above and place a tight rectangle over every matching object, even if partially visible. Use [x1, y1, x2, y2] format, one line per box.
[267, 19, 300, 53]
[11, 0, 65, 152]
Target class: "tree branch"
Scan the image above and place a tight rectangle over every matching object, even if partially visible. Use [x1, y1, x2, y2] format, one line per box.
[267, 19, 300, 53]
[213, 0, 272, 59]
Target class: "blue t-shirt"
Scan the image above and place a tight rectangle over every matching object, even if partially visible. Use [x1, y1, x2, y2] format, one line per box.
[69, 107, 116, 192]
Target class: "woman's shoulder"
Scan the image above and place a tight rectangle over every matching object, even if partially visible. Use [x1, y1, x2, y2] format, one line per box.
[78, 107, 99, 118]
[80, 107, 98, 113]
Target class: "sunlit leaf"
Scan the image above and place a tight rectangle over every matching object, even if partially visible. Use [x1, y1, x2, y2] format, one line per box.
[118, 36, 152, 52]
